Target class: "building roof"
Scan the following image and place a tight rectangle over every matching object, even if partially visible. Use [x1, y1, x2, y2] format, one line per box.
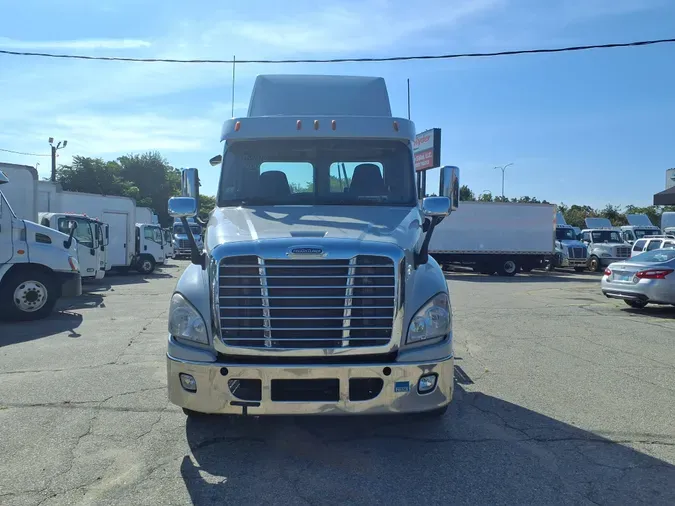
[654, 186, 675, 206]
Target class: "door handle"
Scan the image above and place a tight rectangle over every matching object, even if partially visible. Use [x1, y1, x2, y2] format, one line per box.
[144, 245, 147, 251]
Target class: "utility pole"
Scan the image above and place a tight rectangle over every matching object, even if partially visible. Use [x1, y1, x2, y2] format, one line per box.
[49, 137, 67, 182]
[493, 163, 514, 200]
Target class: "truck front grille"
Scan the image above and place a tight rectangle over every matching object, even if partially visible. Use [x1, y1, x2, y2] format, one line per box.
[218, 255, 396, 349]
[616, 246, 631, 258]
[570, 247, 586, 259]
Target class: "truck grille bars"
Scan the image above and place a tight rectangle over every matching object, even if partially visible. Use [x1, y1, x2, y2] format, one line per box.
[218, 255, 396, 349]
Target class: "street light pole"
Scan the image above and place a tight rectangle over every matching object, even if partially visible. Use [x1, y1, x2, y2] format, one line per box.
[493, 163, 514, 199]
[48, 137, 67, 182]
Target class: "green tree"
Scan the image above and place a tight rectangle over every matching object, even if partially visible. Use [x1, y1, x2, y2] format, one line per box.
[199, 195, 216, 220]
[459, 185, 475, 201]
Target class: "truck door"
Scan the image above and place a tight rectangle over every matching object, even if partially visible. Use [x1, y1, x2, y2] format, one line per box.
[0, 192, 14, 264]
[143, 226, 164, 263]
[102, 212, 129, 268]
[58, 217, 97, 279]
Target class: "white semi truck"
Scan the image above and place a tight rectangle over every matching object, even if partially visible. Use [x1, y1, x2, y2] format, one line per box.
[661, 212, 675, 236]
[428, 201, 556, 276]
[0, 168, 82, 321]
[164, 74, 460, 418]
[620, 214, 662, 244]
[581, 218, 631, 272]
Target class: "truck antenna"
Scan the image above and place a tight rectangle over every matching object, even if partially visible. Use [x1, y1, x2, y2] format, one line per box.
[231, 55, 236, 117]
[407, 78, 411, 120]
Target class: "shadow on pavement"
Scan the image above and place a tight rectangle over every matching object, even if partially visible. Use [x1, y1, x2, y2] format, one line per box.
[85, 271, 175, 291]
[445, 271, 600, 284]
[0, 310, 83, 346]
[621, 305, 675, 320]
[180, 385, 675, 505]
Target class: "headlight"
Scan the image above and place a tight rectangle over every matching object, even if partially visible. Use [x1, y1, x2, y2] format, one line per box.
[407, 293, 451, 344]
[600, 253, 612, 258]
[169, 293, 208, 344]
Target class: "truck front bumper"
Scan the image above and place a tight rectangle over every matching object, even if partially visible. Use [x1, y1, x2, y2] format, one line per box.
[167, 352, 454, 416]
[57, 272, 82, 298]
[567, 258, 588, 267]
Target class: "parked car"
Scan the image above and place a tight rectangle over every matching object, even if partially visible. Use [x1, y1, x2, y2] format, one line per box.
[601, 248, 675, 308]
[630, 237, 675, 257]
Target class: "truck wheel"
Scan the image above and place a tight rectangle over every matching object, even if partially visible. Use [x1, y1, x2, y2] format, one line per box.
[574, 267, 586, 272]
[588, 256, 601, 273]
[136, 256, 156, 275]
[497, 259, 518, 277]
[0, 269, 58, 321]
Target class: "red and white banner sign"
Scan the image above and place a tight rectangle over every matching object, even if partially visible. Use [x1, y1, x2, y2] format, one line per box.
[413, 128, 441, 172]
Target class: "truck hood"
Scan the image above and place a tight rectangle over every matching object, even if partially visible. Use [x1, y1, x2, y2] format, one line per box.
[559, 240, 586, 248]
[206, 206, 423, 252]
[23, 219, 78, 256]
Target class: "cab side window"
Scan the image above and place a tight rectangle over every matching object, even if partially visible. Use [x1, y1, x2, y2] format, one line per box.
[646, 240, 663, 251]
[632, 239, 647, 252]
[582, 232, 591, 243]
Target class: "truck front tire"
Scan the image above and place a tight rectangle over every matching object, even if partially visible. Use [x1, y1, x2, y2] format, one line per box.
[588, 256, 601, 273]
[136, 256, 156, 275]
[0, 268, 58, 321]
[497, 258, 518, 277]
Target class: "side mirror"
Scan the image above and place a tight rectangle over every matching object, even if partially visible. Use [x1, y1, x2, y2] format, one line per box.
[439, 165, 460, 212]
[422, 196, 451, 217]
[168, 197, 198, 218]
[209, 155, 222, 167]
[181, 167, 200, 209]
[64, 220, 78, 249]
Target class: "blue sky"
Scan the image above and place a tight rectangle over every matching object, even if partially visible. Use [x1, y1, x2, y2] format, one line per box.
[1, 0, 674, 208]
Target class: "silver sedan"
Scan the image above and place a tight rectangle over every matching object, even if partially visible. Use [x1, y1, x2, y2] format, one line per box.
[601, 248, 675, 308]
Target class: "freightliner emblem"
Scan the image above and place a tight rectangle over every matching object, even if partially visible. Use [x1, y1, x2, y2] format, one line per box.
[288, 247, 325, 256]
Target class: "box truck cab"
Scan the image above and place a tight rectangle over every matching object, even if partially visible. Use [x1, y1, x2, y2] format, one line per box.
[620, 214, 662, 244]
[0, 170, 82, 321]
[164, 74, 459, 418]
[172, 218, 203, 258]
[581, 218, 631, 272]
[134, 223, 165, 274]
[39, 213, 108, 280]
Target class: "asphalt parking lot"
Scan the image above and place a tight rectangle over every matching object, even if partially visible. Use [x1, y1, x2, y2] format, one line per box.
[1, 261, 674, 505]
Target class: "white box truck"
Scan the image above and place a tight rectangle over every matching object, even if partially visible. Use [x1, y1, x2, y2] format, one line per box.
[0, 164, 107, 282]
[163, 74, 460, 418]
[0, 166, 82, 321]
[429, 201, 556, 276]
[38, 185, 165, 275]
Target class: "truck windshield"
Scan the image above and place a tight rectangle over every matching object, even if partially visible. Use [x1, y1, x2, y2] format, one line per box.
[556, 228, 576, 241]
[217, 139, 416, 207]
[635, 229, 660, 239]
[173, 225, 201, 235]
[58, 217, 94, 248]
[591, 231, 622, 243]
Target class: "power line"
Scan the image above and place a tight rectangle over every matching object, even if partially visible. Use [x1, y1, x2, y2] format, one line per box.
[0, 147, 51, 157]
[0, 37, 673, 65]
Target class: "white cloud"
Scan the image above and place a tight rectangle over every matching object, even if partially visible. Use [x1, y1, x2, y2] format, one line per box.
[0, 37, 151, 50]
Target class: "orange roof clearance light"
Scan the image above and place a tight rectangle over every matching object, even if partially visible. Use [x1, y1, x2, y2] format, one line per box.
[314, 120, 320, 130]
[234, 121, 241, 132]
[393, 121, 399, 132]
[331, 120, 336, 130]
[297, 120, 302, 130]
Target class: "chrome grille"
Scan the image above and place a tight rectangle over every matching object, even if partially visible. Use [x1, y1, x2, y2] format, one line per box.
[616, 246, 631, 258]
[218, 255, 396, 349]
[178, 239, 190, 249]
